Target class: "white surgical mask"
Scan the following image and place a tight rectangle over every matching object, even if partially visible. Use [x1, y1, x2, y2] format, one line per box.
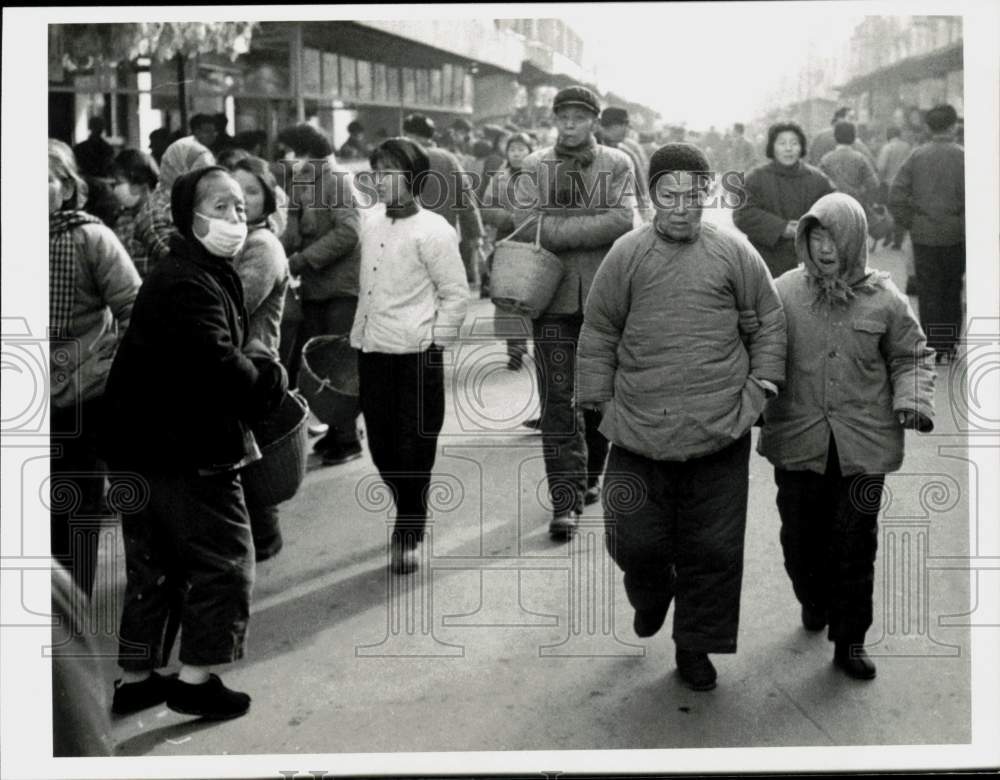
[114, 183, 142, 209]
[194, 213, 247, 257]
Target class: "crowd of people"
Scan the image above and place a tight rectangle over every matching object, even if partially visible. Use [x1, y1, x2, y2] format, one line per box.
[48, 84, 961, 731]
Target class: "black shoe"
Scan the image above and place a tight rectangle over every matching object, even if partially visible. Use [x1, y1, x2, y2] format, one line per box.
[801, 603, 828, 632]
[676, 649, 717, 691]
[521, 417, 542, 430]
[167, 674, 251, 720]
[321, 441, 363, 466]
[548, 512, 579, 540]
[254, 534, 283, 562]
[506, 357, 523, 371]
[834, 641, 877, 680]
[111, 672, 175, 716]
[633, 605, 668, 638]
[584, 485, 601, 506]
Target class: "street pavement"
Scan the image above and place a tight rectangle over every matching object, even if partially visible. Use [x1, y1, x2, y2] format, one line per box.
[92, 215, 974, 758]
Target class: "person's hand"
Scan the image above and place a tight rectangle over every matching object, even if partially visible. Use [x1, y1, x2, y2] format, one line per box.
[244, 338, 276, 362]
[287, 252, 306, 277]
[898, 409, 933, 432]
[783, 220, 798, 240]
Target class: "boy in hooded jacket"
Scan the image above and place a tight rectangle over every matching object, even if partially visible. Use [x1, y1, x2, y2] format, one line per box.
[757, 192, 935, 680]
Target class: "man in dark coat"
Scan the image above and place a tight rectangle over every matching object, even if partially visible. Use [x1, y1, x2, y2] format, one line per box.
[889, 103, 965, 362]
[402, 113, 484, 286]
[808, 107, 876, 167]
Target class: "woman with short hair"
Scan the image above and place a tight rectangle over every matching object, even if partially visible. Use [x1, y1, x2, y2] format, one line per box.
[733, 122, 836, 277]
[110, 148, 160, 277]
[351, 138, 469, 574]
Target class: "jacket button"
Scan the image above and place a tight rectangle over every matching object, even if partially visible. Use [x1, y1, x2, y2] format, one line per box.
[828, 350, 837, 358]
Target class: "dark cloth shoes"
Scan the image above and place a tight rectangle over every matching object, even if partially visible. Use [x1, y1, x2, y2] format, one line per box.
[633, 605, 668, 638]
[834, 641, 877, 680]
[676, 649, 717, 691]
[111, 671, 175, 716]
[548, 512, 579, 540]
[167, 674, 251, 720]
[521, 417, 542, 431]
[801, 603, 828, 632]
[584, 485, 601, 506]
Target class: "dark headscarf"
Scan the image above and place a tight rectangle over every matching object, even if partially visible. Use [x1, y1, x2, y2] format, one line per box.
[170, 165, 231, 241]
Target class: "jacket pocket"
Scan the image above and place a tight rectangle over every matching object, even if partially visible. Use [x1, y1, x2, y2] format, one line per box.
[852, 318, 887, 369]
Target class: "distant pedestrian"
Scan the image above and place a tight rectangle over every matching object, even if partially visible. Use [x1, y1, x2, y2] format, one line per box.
[338, 120, 371, 161]
[110, 149, 160, 277]
[73, 116, 115, 179]
[876, 127, 912, 250]
[733, 122, 835, 277]
[511, 85, 635, 538]
[728, 122, 758, 174]
[578, 142, 786, 691]
[189, 113, 219, 153]
[351, 138, 470, 574]
[402, 113, 484, 287]
[598, 107, 651, 223]
[889, 104, 965, 363]
[48, 139, 141, 597]
[818, 121, 879, 211]
[102, 165, 287, 721]
[808, 107, 876, 168]
[480, 132, 535, 370]
[277, 122, 363, 465]
[759, 193, 935, 680]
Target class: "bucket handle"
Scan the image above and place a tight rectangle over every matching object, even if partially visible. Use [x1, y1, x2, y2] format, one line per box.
[496, 214, 543, 249]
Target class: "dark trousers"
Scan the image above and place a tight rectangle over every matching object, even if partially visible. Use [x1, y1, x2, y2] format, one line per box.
[285, 296, 360, 446]
[532, 313, 608, 516]
[774, 436, 883, 643]
[116, 470, 254, 671]
[50, 398, 106, 597]
[912, 242, 965, 357]
[358, 348, 445, 546]
[602, 435, 751, 654]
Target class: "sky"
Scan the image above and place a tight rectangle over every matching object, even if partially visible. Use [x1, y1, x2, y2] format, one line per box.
[564, 3, 864, 129]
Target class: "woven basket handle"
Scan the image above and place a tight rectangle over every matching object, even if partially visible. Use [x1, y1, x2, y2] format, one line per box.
[497, 214, 543, 248]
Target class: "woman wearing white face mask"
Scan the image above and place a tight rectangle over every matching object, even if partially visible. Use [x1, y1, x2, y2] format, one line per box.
[111, 149, 160, 277]
[101, 166, 288, 721]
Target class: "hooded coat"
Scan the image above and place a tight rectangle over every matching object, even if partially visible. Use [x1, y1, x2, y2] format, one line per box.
[102, 167, 287, 473]
[758, 193, 935, 475]
[733, 159, 835, 278]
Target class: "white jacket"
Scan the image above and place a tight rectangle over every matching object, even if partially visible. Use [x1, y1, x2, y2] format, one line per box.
[350, 205, 469, 354]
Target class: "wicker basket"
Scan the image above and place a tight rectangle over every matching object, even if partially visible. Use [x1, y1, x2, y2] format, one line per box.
[298, 335, 359, 426]
[490, 217, 564, 319]
[242, 390, 310, 508]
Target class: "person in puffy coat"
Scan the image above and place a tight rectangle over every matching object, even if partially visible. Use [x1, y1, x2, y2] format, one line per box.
[511, 85, 636, 539]
[578, 143, 786, 692]
[733, 122, 835, 277]
[48, 139, 141, 597]
[480, 132, 535, 370]
[102, 166, 287, 722]
[758, 192, 935, 681]
[229, 155, 291, 561]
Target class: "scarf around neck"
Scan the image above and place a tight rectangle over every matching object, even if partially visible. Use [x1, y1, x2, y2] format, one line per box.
[552, 135, 598, 207]
[49, 210, 104, 338]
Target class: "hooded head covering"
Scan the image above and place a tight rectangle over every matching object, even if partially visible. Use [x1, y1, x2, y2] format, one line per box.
[170, 165, 232, 241]
[158, 137, 215, 192]
[795, 193, 887, 307]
